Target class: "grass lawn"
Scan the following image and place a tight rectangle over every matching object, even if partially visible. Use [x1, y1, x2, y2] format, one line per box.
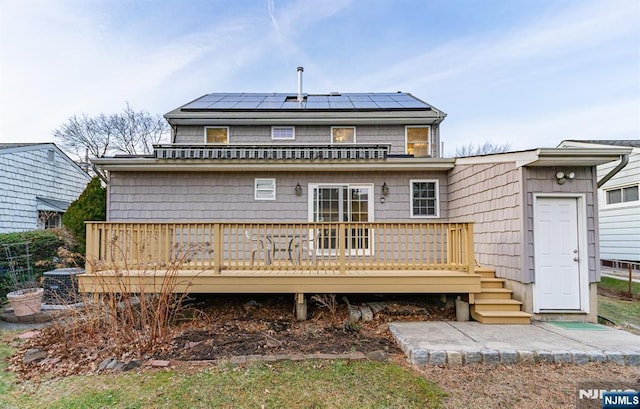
[0, 331, 445, 409]
[598, 276, 640, 334]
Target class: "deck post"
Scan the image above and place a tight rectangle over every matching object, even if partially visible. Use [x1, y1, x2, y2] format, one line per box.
[213, 223, 222, 274]
[295, 293, 307, 321]
[466, 223, 475, 274]
[85, 222, 95, 274]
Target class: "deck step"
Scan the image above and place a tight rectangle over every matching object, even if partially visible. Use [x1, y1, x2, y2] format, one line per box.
[474, 288, 513, 299]
[474, 267, 496, 278]
[471, 310, 532, 324]
[480, 278, 505, 288]
[472, 299, 523, 312]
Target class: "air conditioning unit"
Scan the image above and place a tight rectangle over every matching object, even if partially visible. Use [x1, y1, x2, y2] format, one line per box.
[43, 268, 84, 305]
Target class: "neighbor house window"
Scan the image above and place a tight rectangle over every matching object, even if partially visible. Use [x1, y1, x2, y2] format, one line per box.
[605, 184, 639, 205]
[406, 126, 430, 157]
[37, 211, 62, 229]
[204, 127, 229, 144]
[271, 126, 295, 140]
[410, 180, 439, 217]
[255, 178, 276, 200]
[331, 127, 355, 144]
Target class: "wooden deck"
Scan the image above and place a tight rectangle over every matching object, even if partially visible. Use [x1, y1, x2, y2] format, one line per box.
[81, 221, 478, 294]
[79, 268, 483, 294]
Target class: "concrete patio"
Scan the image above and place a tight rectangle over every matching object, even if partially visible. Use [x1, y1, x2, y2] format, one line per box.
[389, 321, 640, 366]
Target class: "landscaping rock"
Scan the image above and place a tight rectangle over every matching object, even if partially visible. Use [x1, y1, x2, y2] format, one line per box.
[98, 357, 115, 371]
[149, 359, 171, 368]
[18, 331, 40, 340]
[446, 351, 463, 365]
[106, 359, 119, 370]
[23, 349, 47, 364]
[39, 357, 61, 366]
[624, 352, 640, 366]
[517, 350, 535, 364]
[123, 360, 142, 371]
[365, 350, 388, 362]
[366, 302, 386, 314]
[588, 352, 607, 363]
[570, 351, 589, 365]
[359, 306, 373, 322]
[410, 349, 428, 365]
[605, 351, 625, 365]
[348, 305, 361, 321]
[535, 351, 554, 363]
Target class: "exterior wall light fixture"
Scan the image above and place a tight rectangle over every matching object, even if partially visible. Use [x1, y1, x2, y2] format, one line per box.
[381, 182, 390, 196]
[295, 182, 303, 195]
[555, 171, 575, 185]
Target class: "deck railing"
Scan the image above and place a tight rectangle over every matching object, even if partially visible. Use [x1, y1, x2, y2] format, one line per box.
[153, 144, 390, 161]
[85, 222, 475, 274]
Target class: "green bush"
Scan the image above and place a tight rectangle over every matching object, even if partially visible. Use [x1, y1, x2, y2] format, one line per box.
[63, 177, 106, 252]
[0, 229, 71, 296]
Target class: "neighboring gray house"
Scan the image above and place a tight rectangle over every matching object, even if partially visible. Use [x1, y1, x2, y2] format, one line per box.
[89, 85, 628, 323]
[559, 140, 639, 265]
[0, 143, 91, 233]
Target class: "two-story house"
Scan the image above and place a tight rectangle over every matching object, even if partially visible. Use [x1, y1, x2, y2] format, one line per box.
[83, 77, 629, 324]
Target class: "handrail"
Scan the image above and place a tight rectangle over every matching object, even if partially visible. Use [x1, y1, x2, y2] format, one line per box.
[85, 221, 475, 274]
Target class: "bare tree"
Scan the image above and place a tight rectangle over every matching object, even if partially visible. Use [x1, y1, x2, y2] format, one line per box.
[455, 141, 512, 157]
[53, 103, 169, 160]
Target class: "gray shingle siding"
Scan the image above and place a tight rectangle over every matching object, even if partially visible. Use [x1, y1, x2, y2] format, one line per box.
[173, 124, 436, 156]
[107, 171, 448, 222]
[0, 146, 91, 233]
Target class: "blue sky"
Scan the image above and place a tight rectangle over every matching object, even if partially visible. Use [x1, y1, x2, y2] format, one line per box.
[1, 0, 638, 154]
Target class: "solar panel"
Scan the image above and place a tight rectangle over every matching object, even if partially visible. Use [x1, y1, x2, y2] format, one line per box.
[181, 92, 431, 110]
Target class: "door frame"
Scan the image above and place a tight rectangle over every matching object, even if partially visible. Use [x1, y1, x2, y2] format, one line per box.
[532, 193, 590, 313]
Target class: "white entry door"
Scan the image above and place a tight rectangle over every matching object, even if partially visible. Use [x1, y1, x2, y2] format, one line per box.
[534, 197, 581, 310]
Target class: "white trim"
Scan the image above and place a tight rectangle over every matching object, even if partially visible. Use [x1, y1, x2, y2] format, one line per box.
[271, 126, 295, 140]
[409, 179, 440, 218]
[404, 125, 431, 157]
[330, 126, 356, 144]
[204, 126, 230, 144]
[254, 178, 276, 200]
[532, 193, 590, 314]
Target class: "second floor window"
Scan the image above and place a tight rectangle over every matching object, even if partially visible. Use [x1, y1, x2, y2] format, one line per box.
[331, 127, 355, 144]
[406, 126, 430, 157]
[205, 127, 229, 144]
[272, 127, 295, 140]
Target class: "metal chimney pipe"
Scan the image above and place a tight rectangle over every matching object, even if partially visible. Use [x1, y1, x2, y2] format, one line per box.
[297, 66, 304, 102]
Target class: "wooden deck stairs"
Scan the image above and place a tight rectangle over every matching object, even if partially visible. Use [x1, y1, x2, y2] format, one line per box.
[471, 267, 532, 324]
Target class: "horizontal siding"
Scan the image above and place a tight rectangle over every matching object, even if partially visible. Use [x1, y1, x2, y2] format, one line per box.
[448, 162, 523, 282]
[0, 147, 90, 233]
[107, 171, 449, 222]
[597, 149, 640, 189]
[174, 124, 431, 156]
[598, 202, 640, 261]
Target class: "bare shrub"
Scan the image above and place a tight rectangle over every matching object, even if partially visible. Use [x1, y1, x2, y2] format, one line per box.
[311, 294, 338, 317]
[42, 240, 204, 362]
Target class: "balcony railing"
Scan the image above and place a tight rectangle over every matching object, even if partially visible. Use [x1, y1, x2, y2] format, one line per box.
[153, 144, 390, 161]
[85, 222, 475, 275]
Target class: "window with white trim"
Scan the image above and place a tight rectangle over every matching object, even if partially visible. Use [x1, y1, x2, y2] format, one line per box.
[410, 180, 439, 217]
[255, 178, 276, 200]
[605, 184, 639, 206]
[406, 126, 431, 157]
[204, 127, 229, 144]
[331, 127, 355, 144]
[271, 126, 295, 140]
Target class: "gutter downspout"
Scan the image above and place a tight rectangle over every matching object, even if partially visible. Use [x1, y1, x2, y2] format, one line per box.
[597, 154, 629, 188]
[91, 163, 109, 186]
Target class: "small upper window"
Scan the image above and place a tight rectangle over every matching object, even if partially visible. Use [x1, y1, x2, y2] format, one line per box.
[406, 126, 430, 157]
[47, 149, 55, 162]
[204, 127, 229, 144]
[255, 178, 276, 200]
[606, 185, 639, 205]
[271, 127, 295, 140]
[331, 127, 355, 144]
[410, 180, 439, 218]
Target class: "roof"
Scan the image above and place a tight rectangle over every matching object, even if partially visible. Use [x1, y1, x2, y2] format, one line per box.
[0, 142, 91, 180]
[165, 92, 447, 127]
[36, 197, 71, 213]
[454, 147, 633, 167]
[559, 140, 640, 148]
[0, 143, 51, 151]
